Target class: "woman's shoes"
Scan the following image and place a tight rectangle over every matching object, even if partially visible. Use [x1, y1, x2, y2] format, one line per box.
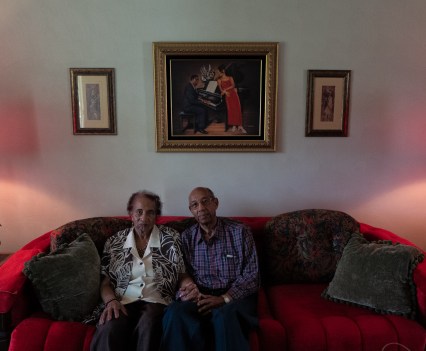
[230, 126, 247, 134]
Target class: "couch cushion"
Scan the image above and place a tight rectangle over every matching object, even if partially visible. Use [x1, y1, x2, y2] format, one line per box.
[322, 233, 424, 319]
[10, 317, 96, 351]
[266, 284, 426, 351]
[50, 217, 132, 254]
[23, 234, 100, 321]
[263, 209, 359, 284]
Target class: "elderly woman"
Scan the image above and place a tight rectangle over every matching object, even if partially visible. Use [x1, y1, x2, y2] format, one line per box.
[90, 190, 186, 351]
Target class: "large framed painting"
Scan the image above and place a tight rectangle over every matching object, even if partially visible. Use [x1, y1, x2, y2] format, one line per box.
[70, 68, 116, 135]
[305, 70, 351, 137]
[153, 42, 279, 152]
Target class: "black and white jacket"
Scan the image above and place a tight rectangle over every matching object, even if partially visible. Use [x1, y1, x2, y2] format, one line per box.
[101, 225, 185, 305]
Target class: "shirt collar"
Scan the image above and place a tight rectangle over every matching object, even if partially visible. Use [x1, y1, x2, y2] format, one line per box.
[124, 225, 161, 249]
[195, 218, 222, 244]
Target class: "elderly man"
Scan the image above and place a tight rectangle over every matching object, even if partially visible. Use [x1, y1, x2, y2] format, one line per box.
[161, 187, 260, 351]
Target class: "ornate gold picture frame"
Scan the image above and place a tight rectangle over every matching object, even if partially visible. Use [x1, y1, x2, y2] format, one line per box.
[153, 42, 278, 152]
[70, 68, 116, 135]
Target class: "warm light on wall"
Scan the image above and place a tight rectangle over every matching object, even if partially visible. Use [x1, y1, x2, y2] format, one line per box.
[0, 102, 39, 157]
[352, 180, 426, 250]
[0, 180, 84, 252]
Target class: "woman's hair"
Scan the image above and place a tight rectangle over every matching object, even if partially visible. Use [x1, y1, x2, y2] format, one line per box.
[126, 190, 163, 215]
[218, 64, 226, 73]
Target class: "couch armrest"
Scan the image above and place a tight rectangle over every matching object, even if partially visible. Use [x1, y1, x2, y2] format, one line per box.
[0, 249, 42, 314]
[359, 222, 418, 246]
[0, 248, 41, 348]
[360, 222, 426, 326]
[413, 261, 426, 326]
[256, 287, 286, 349]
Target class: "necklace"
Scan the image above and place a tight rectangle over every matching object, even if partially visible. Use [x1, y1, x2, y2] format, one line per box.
[136, 242, 148, 258]
[137, 243, 148, 257]
[135, 232, 150, 258]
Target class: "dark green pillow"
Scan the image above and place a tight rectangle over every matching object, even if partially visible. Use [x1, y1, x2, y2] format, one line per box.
[322, 233, 424, 319]
[23, 233, 100, 321]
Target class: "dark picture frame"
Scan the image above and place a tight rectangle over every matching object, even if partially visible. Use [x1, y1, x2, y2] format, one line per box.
[305, 70, 351, 137]
[153, 42, 279, 152]
[70, 68, 116, 135]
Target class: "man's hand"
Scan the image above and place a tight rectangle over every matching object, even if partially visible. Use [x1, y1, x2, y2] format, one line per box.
[98, 300, 128, 325]
[178, 281, 200, 302]
[197, 294, 225, 315]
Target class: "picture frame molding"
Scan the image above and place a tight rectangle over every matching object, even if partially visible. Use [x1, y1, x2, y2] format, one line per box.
[70, 68, 116, 135]
[153, 42, 279, 152]
[305, 69, 351, 137]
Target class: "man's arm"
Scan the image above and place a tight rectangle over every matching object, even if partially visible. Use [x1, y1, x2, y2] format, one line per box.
[226, 226, 260, 300]
[183, 84, 197, 104]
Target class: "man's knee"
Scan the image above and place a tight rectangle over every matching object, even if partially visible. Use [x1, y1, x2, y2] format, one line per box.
[165, 301, 196, 315]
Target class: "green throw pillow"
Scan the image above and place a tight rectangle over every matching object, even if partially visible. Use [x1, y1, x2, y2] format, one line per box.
[23, 233, 100, 321]
[322, 233, 424, 319]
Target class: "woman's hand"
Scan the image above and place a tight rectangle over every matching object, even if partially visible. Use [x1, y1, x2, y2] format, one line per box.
[178, 281, 200, 302]
[98, 299, 128, 325]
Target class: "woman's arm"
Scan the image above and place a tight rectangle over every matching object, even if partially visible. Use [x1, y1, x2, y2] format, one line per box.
[98, 276, 128, 325]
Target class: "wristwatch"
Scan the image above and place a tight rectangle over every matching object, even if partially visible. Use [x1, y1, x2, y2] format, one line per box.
[222, 294, 231, 304]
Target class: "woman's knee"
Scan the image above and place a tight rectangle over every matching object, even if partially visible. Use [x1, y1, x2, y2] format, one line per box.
[97, 313, 129, 335]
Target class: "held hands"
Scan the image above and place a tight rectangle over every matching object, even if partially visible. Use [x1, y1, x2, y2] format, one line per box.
[177, 282, 200, 302]
[197, 294, 226, 315]
[99, 299, 128, 325]
[177, 276, 228, 315]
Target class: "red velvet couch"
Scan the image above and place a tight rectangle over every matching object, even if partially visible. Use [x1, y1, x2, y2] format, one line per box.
[0, 210, 425, 351]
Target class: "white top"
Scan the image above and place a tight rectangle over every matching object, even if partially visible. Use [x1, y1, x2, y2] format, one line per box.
[120, 225, 167, 305]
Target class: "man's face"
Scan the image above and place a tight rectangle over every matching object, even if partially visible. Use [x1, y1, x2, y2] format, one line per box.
[130, 196, 157, 236]
[191, 76, 200, 87]
[188, 188, 218, 226]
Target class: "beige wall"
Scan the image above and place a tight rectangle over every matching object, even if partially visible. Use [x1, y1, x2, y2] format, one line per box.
[1, 0, 426, 251]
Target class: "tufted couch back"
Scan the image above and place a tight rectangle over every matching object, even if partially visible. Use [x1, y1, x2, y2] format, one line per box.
[50, 217, 132, 255]
[262, 209, 359, 284]
[48, 211, 359, 286]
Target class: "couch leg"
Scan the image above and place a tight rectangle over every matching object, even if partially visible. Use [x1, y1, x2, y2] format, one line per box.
[0, 313, 11, 351]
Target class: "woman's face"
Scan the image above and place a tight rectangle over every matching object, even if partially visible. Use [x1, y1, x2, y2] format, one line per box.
[129, 196, 157, 236]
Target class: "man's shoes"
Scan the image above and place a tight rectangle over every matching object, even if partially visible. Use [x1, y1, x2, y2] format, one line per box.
[197, 129, 208, 134]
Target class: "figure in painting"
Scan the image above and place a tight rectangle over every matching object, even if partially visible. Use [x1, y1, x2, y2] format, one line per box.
[87, 84, 101, 120]
[321, 86, 335, 122]
[217, 64, 247, 134]
[183, 74, 209, 134]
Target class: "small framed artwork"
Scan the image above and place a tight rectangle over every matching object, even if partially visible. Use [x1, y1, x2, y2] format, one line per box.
[153, 42, 279, 152]
[70, 68, 116, 135]
[305, 70, 351, 137]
